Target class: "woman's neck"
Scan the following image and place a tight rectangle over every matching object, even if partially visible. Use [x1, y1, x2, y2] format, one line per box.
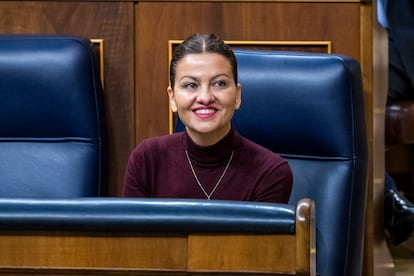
[185, 125, 232, 147]
[185, 127, 235, 166]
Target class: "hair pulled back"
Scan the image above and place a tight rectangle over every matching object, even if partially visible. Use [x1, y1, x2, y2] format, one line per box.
[169, 33, 238, 89]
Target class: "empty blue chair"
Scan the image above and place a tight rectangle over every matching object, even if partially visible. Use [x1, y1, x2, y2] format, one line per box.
[0, 35, 105, 197]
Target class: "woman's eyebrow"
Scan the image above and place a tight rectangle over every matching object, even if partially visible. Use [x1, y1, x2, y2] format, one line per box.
[179, 76, 199, 82]
[179, 73, 230, 82]
[209, 73, 231, 81]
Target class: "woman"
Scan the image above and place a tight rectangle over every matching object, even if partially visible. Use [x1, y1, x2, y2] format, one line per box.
[122, 33, 293, 203]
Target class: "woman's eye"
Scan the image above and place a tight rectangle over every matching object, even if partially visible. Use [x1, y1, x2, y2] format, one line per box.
[213, 80, 227, 87]
[182, 82, 198, 89]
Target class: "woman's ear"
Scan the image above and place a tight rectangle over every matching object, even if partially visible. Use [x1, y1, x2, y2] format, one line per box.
[167, 86, 177, 112]
[235, 83, 242, 110]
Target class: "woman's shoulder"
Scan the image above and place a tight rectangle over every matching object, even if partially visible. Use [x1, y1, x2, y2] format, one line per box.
[133, 132, 185, 153]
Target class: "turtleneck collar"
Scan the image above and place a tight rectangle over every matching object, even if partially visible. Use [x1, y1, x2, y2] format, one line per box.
[185, 127, 238, 167]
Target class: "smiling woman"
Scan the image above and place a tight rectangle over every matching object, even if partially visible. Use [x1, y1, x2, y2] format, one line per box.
[122, 33, 293, 203]
[167, 52, 241, 146]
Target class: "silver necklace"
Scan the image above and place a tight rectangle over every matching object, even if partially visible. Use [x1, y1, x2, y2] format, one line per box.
[185, 149, 235, 200]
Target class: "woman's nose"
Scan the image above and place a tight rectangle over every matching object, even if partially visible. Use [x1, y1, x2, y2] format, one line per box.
[197, 86, 215, 104]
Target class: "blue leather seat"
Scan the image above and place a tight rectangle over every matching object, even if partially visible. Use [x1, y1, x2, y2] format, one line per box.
[176, 50, 368, 276]
[0, 35, 105, 197]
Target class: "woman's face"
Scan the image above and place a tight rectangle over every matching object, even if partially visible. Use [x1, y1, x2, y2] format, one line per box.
[168, 53, 241, 146]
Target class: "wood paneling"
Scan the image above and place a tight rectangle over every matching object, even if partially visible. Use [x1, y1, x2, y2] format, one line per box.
[360, 1, 395, 275]
[0, 1, 135, 196]
[188, 234, 296, 273]
[0, 231, 188, 270]
[0, 232, 306, 275]
[0, 232, 188, 275]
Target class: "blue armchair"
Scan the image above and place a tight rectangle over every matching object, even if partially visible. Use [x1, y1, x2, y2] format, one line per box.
[232, 50, 368, 276]
[0, 35, 105, 197]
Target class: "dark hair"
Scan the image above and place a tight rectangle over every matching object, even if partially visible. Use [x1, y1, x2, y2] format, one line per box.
[169, 33, 238, 89]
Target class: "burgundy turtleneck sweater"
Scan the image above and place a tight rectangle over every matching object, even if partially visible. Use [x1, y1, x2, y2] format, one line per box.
[122, 128, 292, 203]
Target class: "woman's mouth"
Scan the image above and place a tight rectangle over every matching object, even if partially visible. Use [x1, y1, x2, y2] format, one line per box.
[194, 108, 217, 118]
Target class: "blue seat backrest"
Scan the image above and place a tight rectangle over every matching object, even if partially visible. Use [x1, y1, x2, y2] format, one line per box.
[0, 35, 104, 197]
[175, 50, 368, 276]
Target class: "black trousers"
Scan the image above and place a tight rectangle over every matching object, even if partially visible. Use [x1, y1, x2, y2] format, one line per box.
[387, 0, 414, 103]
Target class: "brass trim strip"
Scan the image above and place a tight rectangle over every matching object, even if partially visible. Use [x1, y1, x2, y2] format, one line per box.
[91, 39, 104, 88]
[140, 0, 361, 3]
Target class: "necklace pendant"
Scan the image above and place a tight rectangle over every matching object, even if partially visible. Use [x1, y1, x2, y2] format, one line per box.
[185, 149, 235, 200]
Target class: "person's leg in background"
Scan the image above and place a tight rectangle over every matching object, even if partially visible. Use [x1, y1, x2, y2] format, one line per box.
[384, 172, 414, 248]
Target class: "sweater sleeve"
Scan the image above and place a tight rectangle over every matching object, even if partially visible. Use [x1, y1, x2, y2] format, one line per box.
[122, 143, 151, 197]
[253, 161, 293, 204]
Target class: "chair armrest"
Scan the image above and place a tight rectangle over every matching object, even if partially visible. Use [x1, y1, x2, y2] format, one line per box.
[296, 198, 316, 275]
[0, 198, 295, 233]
